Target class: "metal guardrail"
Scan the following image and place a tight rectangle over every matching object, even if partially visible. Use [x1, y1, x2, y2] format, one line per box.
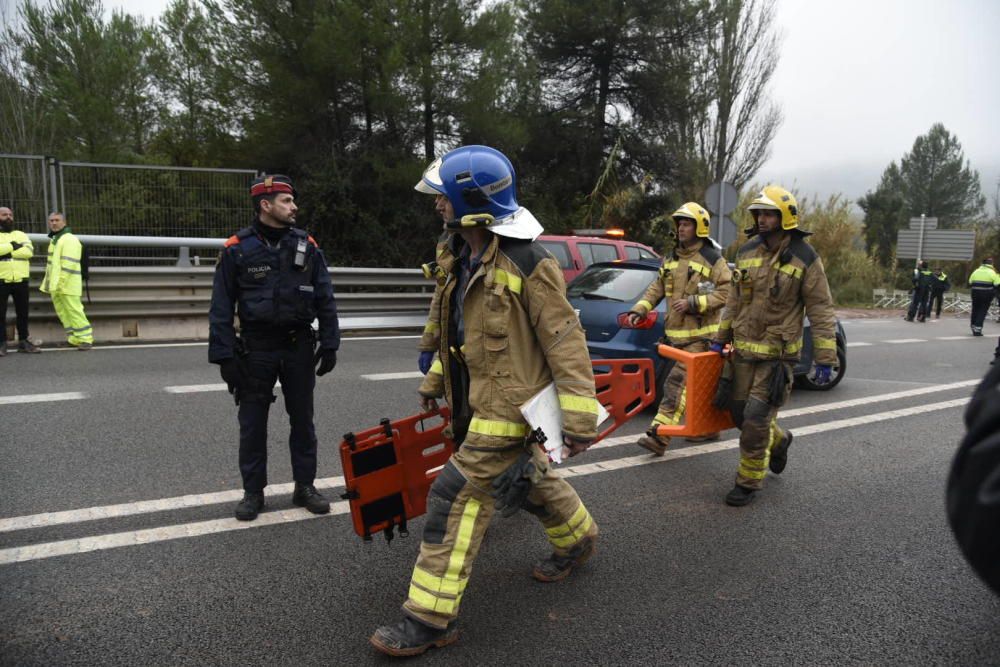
[872, 288, 999, 317]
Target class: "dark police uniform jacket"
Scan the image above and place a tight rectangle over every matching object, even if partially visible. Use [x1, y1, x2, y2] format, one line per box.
[208, 222, 340, 363]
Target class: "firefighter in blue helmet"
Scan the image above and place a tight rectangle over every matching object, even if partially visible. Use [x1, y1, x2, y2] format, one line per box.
[208, 175, 340, 521]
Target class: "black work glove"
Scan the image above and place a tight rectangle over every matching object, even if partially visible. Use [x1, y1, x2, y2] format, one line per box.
[491, 451, 538, 517]
[219, 358, 242, 392]
[315, 348, 337, 376]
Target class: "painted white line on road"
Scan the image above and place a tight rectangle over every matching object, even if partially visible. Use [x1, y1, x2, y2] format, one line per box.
[846, 342, 873, 347]
[936, 336, 970, 341]
[0, 392, 88, 405]
[164, 382, 282, 393]
[361, 371, 424, 381]
[883, 338, 928, 344]
[0, 477, 345, 534]
[45, 342, 208, 352]
[0, 396, 970, 565]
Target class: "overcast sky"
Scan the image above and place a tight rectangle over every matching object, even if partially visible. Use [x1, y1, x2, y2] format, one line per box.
[78, 0, 1000, 207]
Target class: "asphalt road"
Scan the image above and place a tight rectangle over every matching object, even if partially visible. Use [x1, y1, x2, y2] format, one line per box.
[1, 314, 999, 666]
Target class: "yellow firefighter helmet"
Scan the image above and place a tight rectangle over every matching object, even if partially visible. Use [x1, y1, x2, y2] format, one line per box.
[671, 202, 711, 238]
[747, 185, 799, 230]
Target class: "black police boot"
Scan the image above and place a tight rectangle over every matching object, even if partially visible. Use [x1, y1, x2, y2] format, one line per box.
[769, 431, 794, 474]
[292, 483, 330, 514]
[725, 485, 756, 507]
[234, 492, 264, 521]
[0, 341, 7, 357]
[370, 617, 458, 657]
[18, 340, 40, 354]
[532, 533, 597, 583]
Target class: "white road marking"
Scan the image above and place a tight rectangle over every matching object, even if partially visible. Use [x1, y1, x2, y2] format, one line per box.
[936, 336, 970, 341]
[883, 338, 927, 344]
[164, 382, 281, 393]
[0, 392, 88, 405]
[846, 342, 872, 347]
[40, 334, 422, 353]
[361, 371, 424, 381]
[0, 395, 971, 565]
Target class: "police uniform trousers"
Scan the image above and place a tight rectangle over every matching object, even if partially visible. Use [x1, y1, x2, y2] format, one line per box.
[970, 289, 994, 332]
[0, 279, 30, 343]
[907, 287, 930, 321]
[51, 292, 93, 345]
[402, 438, 597, 629]
[929, 290, 945, 319]
[728, 355, 793, 490]
[237, 332, 317, 493]
[648, 340, 709, 440]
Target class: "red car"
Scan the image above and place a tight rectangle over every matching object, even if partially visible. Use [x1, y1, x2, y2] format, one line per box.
[538, 230, 660, 283]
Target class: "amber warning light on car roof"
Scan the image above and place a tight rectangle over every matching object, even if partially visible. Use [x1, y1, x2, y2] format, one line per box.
[572, 228, 626, 238]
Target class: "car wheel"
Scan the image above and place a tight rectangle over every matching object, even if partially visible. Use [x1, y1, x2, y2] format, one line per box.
[795, 345, 846, 391]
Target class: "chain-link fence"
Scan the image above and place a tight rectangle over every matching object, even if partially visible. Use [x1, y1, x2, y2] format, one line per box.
[1, 155, 258, 265]
[0, 154, 50, 234]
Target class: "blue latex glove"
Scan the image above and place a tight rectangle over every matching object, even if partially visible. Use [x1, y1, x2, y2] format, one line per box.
[814, 364, 832, 386]
[709, 342, 725, 355]
[418, 351, 435, 375]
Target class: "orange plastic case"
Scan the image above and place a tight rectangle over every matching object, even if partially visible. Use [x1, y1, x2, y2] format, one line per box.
[338, 359, 656, 542]
[652, 343, 735, 438]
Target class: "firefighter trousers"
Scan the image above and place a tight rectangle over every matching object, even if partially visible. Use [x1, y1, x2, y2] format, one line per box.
[648, 340, 709, 442]
[728, 355, 793, 490]
[402, 440, 597, 629]
[51, 292, 93, 345]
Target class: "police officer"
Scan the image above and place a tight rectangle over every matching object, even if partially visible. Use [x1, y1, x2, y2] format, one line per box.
[905, 260, 933, 322]
[929, 268, 950, 320]
[0, 206, 40, 355]
[371, 147, 600, 657]
[208, 175, 340, 521]
[627, 202, 731, 454]
[968, 258, 999, 336]
[710, 185, 838, 506]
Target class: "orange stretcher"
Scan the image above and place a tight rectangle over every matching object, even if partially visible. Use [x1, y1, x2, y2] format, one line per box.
[338, 358, 656, 541]
[652, 343, 735, 438]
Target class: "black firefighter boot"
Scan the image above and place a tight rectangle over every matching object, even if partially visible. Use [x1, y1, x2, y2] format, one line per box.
[725, 485, 756, 507]
[532, 533, 598, 582]
[292, 482, 330, 514]
[370, 617, 458, 657]
[769, 431, 794, 474]
[234, 492, 264, 521]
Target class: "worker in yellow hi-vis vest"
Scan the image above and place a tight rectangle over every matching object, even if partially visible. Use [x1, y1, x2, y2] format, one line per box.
[40, 212, 93, 350]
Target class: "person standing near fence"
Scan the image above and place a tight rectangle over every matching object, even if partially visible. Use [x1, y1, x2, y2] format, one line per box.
[905, 260, 933, 322]
[40, 212, 93, 350]
[929, 268, 950, 320]
[0, 206, 40, 356]
[968, 258, 999, 337]
[208, 175, 340, 521]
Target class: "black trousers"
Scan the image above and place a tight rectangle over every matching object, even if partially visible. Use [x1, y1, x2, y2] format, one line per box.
[237, 332, 318, 493]
[971, 290, 994, 332]
[929, 290, 945, 319]
[0, 279, 30, 342]
[907, 287, 930, 320]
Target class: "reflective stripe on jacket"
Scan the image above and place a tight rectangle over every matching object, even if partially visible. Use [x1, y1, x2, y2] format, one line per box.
[40, 230, 83, 296]
[0, 229, 33, 282]
[630, 239, 731, 346]
[418, 235, 457, 352]
[713, 232, 838, 365]
[968, 265, 999, 291]
[418, 233, 599, 444]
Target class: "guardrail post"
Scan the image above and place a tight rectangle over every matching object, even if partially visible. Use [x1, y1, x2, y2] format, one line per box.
[176, 246, 192, 267]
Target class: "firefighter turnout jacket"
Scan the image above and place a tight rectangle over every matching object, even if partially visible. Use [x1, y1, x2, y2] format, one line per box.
[714, 232, 837, 365]
[418, 234, 457, 353]
[0, 229, 33, 283]
[629, 239, 731, 346]
[418, 233, 599, 445]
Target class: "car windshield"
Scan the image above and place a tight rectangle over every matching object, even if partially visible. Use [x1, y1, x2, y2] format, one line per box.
[567, 265, 655, 303]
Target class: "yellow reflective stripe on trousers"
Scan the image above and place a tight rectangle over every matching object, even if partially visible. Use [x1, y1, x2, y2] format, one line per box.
[738, 457, 769, 480]
[468, 417, 527, 438]
[407, 497, 481, 615]
[558, 394, 600, 415]
[445, 497, 481, 582]
[665, 323, 720, 339]
[688, 261, 711, 277]
[652, 386, 687, 427]
[423, 321, 439, 334]
[777, 264, 802, 279]
[407, 584, 460, 615]
[411, 566, 469, 597]
[636, 299, 654, 312]
[545, 504, 593, 548]
[814, 337, 837, 350]
[493, 269, 522, 295]
[737, 257, 764, 269]
[429, 359, 443, 375]
[734, 338, 802, 356]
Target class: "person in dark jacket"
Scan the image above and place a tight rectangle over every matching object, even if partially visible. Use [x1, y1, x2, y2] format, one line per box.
[905, 261, 933, 322]
[929, 268, 950, 320]
[208, 175, 340, 521]
[947, 362, 1000, 596]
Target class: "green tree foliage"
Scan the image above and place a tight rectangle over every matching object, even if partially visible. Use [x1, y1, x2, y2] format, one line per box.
[899, 123, 985, 226]
[857, 162, 906, 267]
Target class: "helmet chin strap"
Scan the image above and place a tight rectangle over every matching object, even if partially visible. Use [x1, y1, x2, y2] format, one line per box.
[445, 213, 495, 231]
